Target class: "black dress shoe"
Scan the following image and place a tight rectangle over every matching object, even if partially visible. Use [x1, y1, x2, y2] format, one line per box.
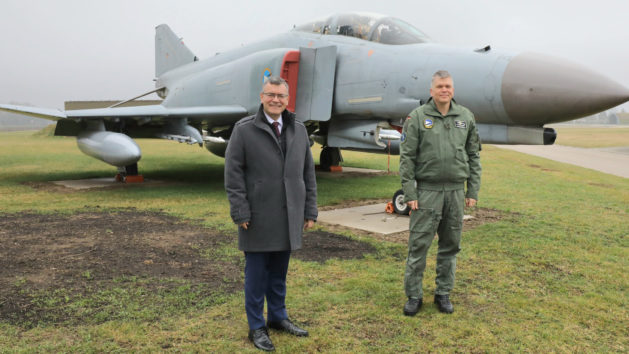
[268, 319, 309, 337]
[403, 297, 422, 316]
[248, 327, 275, 351]
[434, 294, 454, 314]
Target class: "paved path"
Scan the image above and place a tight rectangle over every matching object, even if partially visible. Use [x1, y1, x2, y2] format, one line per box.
[495, 145, 629, 178]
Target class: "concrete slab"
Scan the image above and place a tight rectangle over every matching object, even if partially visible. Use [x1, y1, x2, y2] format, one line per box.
[318, 203, 473, 235]
[318, 203, 408, 235]
[52, 178, 162, 190]
[337, 166, 384, 173]
[316, 166, 387, 176]
[52, 178, 117, 190]
[495, 144, 629, 178]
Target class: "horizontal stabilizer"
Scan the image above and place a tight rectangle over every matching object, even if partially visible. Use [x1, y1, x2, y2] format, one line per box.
[0, 104, 67, 121]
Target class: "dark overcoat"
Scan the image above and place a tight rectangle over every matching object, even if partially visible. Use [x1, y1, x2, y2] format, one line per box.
[224, 105, 318, 252]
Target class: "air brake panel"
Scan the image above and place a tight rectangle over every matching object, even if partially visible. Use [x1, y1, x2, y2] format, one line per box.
[280, 51, 300, 112]
[295, 46, 337, 122]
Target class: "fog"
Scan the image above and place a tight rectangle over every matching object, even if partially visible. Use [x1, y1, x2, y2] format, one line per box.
[1, 0, 627, 111]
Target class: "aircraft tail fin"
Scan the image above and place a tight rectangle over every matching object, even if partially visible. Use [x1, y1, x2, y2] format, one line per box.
[155, 24, 197, 77]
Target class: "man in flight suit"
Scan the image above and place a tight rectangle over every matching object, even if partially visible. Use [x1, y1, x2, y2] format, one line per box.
[399, 70, 481, 315]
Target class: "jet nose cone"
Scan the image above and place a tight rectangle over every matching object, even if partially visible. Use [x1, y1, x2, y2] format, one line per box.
[501, 53, 629, 125]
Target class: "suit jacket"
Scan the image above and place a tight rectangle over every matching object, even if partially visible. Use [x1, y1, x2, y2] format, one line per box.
[224, 105, 318, 252]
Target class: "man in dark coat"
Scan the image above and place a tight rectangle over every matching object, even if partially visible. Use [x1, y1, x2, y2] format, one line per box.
[225, 76, 317, 351]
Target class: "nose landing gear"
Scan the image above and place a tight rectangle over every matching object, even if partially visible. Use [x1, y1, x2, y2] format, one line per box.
[392, 189, 410, 215]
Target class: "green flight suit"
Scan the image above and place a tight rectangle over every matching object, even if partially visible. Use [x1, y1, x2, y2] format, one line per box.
[399, 98, 481, 299]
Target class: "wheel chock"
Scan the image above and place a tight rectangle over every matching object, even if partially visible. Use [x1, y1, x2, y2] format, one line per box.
[114, 174, 144, 183]
[125, 175, 145, 183]
[315, 165, 343, 172]
[385, 202, 395, 214]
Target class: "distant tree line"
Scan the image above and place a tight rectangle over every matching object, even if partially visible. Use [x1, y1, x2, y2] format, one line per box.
[569, 111, 627, 125]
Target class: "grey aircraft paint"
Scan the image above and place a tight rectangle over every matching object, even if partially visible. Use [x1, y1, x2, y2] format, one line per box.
[1, 12, 628, 173]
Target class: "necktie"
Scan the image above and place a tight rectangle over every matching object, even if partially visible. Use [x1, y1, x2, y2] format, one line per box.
[272, 121, 281, 138]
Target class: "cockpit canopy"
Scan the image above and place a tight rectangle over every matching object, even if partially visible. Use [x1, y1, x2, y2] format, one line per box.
[294, 12, 431, 45]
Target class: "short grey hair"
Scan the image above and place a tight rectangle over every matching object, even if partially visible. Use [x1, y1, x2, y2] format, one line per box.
[262, 76, 290, 92]
[431, 70, 452, 84]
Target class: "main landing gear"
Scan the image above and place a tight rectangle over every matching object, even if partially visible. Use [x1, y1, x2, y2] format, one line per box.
[319, 146, 342, 171]
[318, 146, 409, 215]
[115, 163, 144, 183]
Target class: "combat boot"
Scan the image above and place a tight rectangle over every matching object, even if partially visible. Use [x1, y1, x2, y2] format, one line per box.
[403, 297, 422, 316]
[434, 294, 454, 314]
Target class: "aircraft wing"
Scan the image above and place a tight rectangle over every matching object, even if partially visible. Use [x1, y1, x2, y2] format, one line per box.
[0, 103, 248, 121]
[0, 104, 67, 121]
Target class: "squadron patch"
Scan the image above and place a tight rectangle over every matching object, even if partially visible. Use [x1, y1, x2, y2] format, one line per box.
[423, 118, 433, 129]
[455, 120, 467, 128]
[401, 132, 406, 142]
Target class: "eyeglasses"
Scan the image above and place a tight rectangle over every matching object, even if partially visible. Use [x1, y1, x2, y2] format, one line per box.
[262, 92, 289, 99]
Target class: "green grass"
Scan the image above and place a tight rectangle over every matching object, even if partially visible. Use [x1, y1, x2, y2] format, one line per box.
[0, 129, 627, 352]
[553, 126, 629, 148]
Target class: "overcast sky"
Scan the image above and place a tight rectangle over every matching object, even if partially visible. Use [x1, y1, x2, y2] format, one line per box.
[1, 0, 628, 110]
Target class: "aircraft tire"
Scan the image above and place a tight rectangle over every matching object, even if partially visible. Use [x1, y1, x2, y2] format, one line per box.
[320, 147, 341, 170]
[125, 163, 139, 176]
[393, 189, 410, 215]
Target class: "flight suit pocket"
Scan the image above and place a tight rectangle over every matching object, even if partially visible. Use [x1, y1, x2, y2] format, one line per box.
[447, 211, 463, 231]
[446, 191, 464, 231]
[417, 153, 438, 180]
[454, 149, 470, 177]
[455, 149, 468, 162]
[409, 207, 436, 234]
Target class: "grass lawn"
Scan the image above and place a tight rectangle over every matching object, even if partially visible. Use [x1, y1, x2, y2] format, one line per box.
[0, 128, 627, 352]
[553, 126, 629, 148]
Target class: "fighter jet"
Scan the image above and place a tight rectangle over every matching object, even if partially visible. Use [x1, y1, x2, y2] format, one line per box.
[2, 12, 628, 181]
